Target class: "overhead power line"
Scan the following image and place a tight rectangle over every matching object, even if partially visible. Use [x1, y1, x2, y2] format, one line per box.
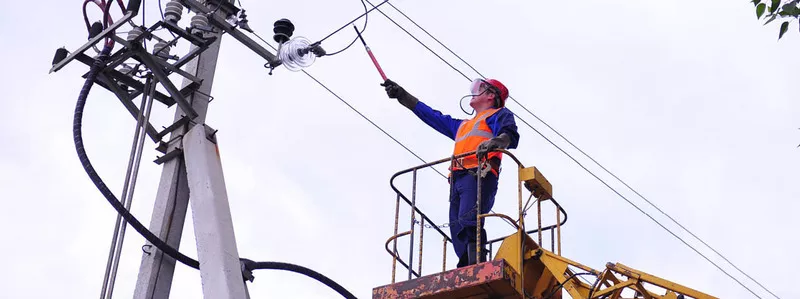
[252, 32, 447, 180]
[363, 1, 778, 298]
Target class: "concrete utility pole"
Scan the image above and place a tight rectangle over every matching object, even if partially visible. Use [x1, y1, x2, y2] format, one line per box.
[51, 0, 286, 297]
[133, 1, 248, 298]
[132, 29, 226, 299]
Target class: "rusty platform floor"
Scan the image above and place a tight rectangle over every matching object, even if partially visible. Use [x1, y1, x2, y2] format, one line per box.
[372, 259, 522, 299]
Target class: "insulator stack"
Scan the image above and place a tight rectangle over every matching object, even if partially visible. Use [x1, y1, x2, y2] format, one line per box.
[190, 14, 210, 36]
[154, 41, 170, 58]
[127, 27, 145, 43]
[164, 0, 184, 22]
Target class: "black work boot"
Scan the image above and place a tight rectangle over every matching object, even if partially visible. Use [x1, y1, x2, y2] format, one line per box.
[467, 242, 488, 265]
[457, 252, 469, 268]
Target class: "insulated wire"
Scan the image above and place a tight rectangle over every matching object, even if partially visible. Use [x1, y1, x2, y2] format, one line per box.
[76, 31, 356, 299]
[72, 4, 357, 299]
[364, 1, 772, 297]
[258, 30, 523, 231]
[73, 44, 201, 270]
[543, 272, 597, 299]
[363, 0, 471, 81]
[381, 8, 774, 296]
[323, 0, 369, 56]
[253, 31, 447, 180]
[384, 11, 777, 293]
[241, 260, 357, 299]
[300, 69, 448, 181]
[256, 3, 536, 230]
[314, 0, 389, 46]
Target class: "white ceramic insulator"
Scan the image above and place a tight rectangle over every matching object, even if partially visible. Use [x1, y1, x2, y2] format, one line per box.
[190, 14, 209, 35]
[127, 27, 145, 42]
[154, 41, 170, 57]
[164, 1, 183, 22]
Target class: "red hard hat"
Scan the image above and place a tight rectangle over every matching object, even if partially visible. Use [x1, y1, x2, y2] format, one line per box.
[485, 79, 508, 107]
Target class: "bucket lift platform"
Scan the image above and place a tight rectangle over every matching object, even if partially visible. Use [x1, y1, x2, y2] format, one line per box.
[375, 151, 718, 299]
[372, 259, 522, 299]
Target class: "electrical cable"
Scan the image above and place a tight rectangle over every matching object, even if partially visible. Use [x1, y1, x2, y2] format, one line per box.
[521, 92, 766, 299]
[576, 273, 592, 285]
[586, 271, 602, 299]
[382, 6, 782, 299]
[313, 0, 389, 47]
[73, 44, 201, 270]
[543, 272, 597, 299]
[364, 2, 774, 297]
[70, 4, 359, 299]
[83, 0, 121, 49]
[382, 9, 778, 296]
[241, 260, 357, 299]
[522, 193, 535, 215]
[253, 32, 447, 180]
[77, 35, 357, 299]
[362, 0, 471, 81]
[208, 0, 225, 16]
[267, 30, 522, 231]
[302, 68, 448, 180]
[323, 0, 368, 56]
[94, 2, 137, 297]
[158, 0, 166, 19]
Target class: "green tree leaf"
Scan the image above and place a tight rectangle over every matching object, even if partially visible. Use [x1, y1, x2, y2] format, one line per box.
[779, 3, 800, 16]
[757, 3, 767, 18]
[764, 13, 778, 24]
[770, 0, 780, 13]
[752, 0, 762, 5]
[789, 4, 800, 16]
[779, 21, 790, 39]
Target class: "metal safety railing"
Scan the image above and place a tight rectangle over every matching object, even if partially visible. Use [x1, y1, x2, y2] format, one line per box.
[385, 149, 569, 283]
[486, 196, 567, 257]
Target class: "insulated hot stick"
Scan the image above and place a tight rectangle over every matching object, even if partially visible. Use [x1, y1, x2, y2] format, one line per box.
[354, 25, 387, 81]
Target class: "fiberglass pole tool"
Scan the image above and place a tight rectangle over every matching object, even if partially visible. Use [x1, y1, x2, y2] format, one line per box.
[354, 25, 387, 81]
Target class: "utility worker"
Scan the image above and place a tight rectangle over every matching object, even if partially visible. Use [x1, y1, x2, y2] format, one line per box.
[381, 78, 519, 267]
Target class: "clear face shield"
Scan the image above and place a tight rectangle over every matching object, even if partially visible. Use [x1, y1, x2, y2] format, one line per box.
[460, 79, 493, 115]
[470, 79, 491, 96]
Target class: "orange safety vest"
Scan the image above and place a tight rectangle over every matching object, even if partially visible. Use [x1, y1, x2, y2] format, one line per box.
[451, 108, 502, 172]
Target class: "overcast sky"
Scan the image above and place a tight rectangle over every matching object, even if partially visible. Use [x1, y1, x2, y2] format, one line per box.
[1, 0, 798, 298]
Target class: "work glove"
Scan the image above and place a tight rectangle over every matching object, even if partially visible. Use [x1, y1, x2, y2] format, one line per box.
[476, 133, 511, 161]
[380, 79, 418, 110]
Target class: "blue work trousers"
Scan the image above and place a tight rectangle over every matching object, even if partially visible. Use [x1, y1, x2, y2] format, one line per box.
[448, 170, 498, 263]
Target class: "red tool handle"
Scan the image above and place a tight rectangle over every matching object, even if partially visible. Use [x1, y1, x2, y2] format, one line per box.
[366, 46, 387, 81]
[354, 25, 388, 81]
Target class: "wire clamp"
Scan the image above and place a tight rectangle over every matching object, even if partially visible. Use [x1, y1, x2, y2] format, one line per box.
[239, 258, 256, 282]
